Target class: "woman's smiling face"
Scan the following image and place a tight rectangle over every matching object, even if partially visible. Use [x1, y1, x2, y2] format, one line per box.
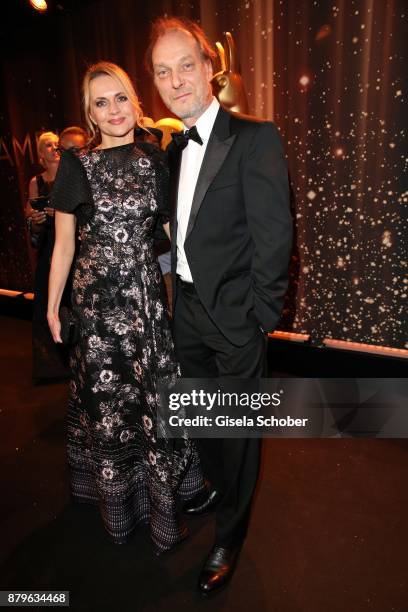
[89, 74, 136, 146]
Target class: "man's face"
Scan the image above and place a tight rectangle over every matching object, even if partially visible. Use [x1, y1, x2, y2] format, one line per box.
[152, 29, 213, 127]
[59, 133, 86, 150]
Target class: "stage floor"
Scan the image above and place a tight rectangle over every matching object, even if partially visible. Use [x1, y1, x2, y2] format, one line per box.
[0, 315, 407, 611]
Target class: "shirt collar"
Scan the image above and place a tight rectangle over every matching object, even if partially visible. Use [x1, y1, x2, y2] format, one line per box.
[183, 97, 220, 144]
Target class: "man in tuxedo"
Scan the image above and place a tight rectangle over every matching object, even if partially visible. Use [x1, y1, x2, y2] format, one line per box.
[148, 17, 292, 594]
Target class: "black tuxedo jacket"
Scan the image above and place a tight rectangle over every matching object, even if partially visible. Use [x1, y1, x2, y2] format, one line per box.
[168, 106, 292, 347]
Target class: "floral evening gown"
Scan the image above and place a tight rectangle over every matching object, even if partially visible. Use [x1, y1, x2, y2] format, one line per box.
[51, 142, 203, 551]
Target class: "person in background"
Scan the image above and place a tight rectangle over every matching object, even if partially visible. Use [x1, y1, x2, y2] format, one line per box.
[27, 132, 59, 250]
[26, 127, 89, 382]
[26, 131, 68, 381]
[59, 125, 89, 152]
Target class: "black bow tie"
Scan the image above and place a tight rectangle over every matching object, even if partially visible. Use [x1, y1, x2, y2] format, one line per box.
[171, 125, 203, 150]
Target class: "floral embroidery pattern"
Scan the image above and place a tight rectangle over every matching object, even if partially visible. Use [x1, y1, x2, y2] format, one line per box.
[60, 142, 203, 551]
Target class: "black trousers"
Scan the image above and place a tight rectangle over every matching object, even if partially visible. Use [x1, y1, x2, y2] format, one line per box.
[173, 279, 266, 547]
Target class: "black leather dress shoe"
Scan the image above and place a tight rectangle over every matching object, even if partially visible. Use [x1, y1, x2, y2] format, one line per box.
[182, 489, 220, 516]
[198, 545, 241, 595]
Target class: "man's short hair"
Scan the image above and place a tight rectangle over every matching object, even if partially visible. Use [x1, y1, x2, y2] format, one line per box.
[59, 126, 88, 140]
[145, 16, 217, 74]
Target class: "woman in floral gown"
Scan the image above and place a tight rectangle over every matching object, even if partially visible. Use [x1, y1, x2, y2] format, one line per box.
[47, 61, 203, 551]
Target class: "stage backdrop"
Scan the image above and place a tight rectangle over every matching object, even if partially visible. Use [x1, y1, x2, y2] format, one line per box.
[0, 0, 406, 349]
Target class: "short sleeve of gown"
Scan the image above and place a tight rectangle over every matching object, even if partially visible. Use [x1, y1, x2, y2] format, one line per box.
[51, 149, 93, 224]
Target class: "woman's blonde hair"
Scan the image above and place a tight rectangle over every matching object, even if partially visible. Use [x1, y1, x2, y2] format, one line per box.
[37, 131, 58, 163]
[82, 61, 143, 141]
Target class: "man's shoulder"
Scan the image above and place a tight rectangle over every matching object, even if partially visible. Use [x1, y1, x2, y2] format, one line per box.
[223, 108, 279, 139]
[227, 109, 267, 125]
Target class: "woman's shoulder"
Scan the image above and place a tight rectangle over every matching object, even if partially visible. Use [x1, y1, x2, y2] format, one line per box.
[34, 172, 47, 185]
[28, 175, 39, 199]
[61, 147, 95, 172]
[51, 147, 94, 215]
[134, 141, 167, 165]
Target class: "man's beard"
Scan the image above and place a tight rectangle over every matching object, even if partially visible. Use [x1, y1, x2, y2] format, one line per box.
[175, 102, 202, 120]
[171, 92, 209, 121]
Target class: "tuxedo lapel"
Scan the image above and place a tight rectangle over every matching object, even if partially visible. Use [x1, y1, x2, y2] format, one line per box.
[185, 108, 236, 240]
[167, 142, 182, 258]
[168, 141, 182, 220]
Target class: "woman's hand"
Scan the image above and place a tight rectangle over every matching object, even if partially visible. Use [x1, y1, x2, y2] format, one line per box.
[30, 208, 47, 225]
[47, 311, 62, 343]
[45, 206, 55, 218]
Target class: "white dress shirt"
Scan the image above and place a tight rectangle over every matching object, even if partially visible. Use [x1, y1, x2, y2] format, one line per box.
[176, 97, 220, 282]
